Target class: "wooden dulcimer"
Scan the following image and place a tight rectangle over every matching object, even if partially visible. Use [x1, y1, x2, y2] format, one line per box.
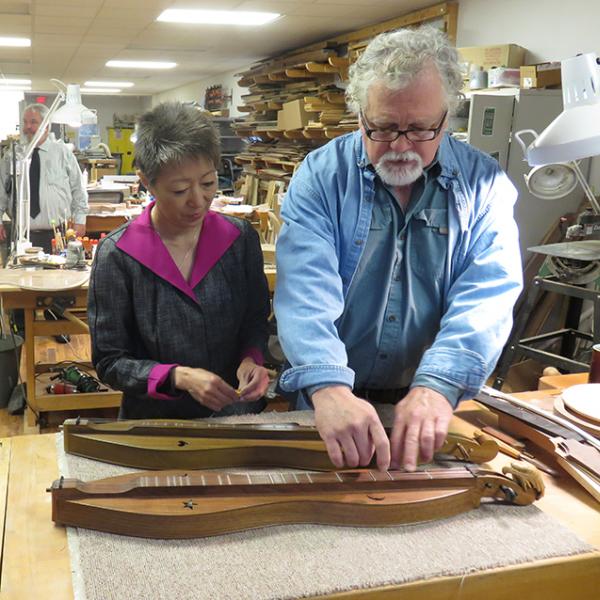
[49, 462, 544, 539]
[62, 418, 499, 470]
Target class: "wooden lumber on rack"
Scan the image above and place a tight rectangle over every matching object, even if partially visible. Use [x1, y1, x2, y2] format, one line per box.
[232, 2, 458, 202]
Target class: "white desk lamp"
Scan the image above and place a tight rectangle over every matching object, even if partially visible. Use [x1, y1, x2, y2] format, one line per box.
[14, 80, 95, 255]
[514, 52, 600, 215]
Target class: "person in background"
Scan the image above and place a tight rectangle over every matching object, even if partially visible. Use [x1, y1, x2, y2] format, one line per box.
[0, 102, 88, 252]
[274, 27, 522, 472]
[88, 102, 270, 419]
[0, 103, 88, 343]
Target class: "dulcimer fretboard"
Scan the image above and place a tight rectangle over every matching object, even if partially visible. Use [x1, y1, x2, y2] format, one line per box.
[67, 466, 479, 496]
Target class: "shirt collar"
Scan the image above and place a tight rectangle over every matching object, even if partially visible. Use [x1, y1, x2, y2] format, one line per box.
[115, 201, 241, 303]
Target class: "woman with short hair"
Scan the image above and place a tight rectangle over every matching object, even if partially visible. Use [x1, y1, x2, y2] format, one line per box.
[88, 102, 270, 419]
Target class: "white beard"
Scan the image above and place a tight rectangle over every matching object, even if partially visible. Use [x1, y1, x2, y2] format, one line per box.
[374, 150, 424, 186]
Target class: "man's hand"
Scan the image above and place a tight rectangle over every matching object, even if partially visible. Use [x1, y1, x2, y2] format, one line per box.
[390, 386, 453, 472]
[237, 358, 269, 401]
[0, 223, 6, 242]
[312, 385, 390, 471]
[74, 223, 86, 237]
[173, 366, 239, 412]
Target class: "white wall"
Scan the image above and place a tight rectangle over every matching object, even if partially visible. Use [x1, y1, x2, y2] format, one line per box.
[152, 68, 249, 117]
[457, 0, 600, 194]
[456, 0, 600, 63]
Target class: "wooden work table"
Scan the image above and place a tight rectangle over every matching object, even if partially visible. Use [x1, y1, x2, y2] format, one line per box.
[0, 270, 122, 430]
[0, 388, 598, 599]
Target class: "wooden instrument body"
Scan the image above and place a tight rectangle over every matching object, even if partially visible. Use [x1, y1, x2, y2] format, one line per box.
[49, 464, 543, 539]
[62, 419, 498, 470]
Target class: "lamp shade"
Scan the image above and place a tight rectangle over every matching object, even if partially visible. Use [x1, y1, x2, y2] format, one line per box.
[51, 84, 91, 127]
[525, 53, 600, 166]
[524, 163, 578, 200]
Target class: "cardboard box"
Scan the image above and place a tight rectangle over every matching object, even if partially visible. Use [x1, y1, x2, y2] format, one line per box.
[458, 44, 527, 70]
[520, 62, 562, 89]
[276, 99, 311, 131]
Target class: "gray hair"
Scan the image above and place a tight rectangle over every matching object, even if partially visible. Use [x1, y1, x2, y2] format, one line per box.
[346, 26, 463, 115]
[134, 102, 220, 183]
[23, 102, 49, 120]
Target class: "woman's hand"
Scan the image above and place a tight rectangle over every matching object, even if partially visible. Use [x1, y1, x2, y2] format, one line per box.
[173, 366, 239, 412]
[236, 358, 269, 402]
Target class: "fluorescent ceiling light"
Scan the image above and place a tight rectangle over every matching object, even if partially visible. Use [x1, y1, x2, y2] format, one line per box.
[0, 78, 31, 85]
[85, 81, 134, 88]
[0, 37, 30, 47]
[81, 87, 121, 94]
[157, 8, 280, 26]
[106, 60, 176, 69]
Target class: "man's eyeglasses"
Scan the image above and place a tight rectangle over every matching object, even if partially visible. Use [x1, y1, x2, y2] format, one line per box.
[360, 110, 448, 143]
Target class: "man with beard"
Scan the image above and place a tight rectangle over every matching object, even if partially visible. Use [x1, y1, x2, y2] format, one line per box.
[274, 27, 523, 472]
[0, 103, 88, 250]
[0, 103, 88, 343]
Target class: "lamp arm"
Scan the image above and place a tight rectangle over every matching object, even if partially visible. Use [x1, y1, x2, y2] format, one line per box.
[571, 161, 600, 215]
[513, 129, 539, 160]
[15, 90, 66, 250]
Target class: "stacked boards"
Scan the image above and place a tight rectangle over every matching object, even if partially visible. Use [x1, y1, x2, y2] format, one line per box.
[232, 2, 458, 202]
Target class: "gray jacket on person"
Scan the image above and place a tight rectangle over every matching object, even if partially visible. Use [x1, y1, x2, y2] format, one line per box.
[88, 207, 270, 419]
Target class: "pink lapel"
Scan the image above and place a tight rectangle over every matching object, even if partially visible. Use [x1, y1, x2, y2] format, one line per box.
[116, 202, 241, 303]
[189, 211, 241, 289]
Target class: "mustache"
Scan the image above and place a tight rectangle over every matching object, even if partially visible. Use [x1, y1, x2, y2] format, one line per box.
[378, 150, 423, 164]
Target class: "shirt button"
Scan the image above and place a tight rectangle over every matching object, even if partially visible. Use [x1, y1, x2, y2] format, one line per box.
[399, 234, 405, 241]
[354, 239, 364, 246]
[388, 315, 396, 322]
[394, 275, 401, 281]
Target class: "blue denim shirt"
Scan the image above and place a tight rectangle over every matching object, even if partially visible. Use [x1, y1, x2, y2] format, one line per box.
[334, 158, 461, 405]
[274, 131, 522, 408]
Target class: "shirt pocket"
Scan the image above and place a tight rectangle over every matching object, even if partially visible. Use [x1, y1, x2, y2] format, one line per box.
[412, 208, 448, 234]
[369, 200, 393, 230]
[409, 208, 449, 277]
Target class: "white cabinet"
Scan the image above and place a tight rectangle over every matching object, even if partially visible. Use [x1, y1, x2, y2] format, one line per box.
[467, 89, 588, 261]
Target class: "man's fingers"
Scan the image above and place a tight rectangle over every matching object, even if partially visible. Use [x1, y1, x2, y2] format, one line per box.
[368, 421, 390, 471]
[418, 419, 436, 464]
[338, 432, 360, 468]
[389, 419, 405, 470]
[434, 418, 450, 451]
[323, 436, 345, 469]
[353, 431, 374, 467]
[401, 423, 421, 472]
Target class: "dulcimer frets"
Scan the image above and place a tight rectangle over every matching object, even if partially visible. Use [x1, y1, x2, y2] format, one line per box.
[49, 462, 545, 539]
[63, 465, 478, 496]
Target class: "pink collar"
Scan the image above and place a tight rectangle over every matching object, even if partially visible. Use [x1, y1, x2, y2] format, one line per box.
[116, 201, 240, 303]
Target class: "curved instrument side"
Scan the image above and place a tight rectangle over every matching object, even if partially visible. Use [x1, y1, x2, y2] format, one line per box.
[49, 463, 543, 538]
[53, 487, 480, 538]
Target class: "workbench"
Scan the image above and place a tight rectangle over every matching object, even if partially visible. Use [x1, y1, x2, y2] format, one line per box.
[0, 387, 598, 599]
[0, 270, 122, 429]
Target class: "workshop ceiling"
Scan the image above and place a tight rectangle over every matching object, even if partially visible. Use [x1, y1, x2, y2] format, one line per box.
[0, 0, 436, 96]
